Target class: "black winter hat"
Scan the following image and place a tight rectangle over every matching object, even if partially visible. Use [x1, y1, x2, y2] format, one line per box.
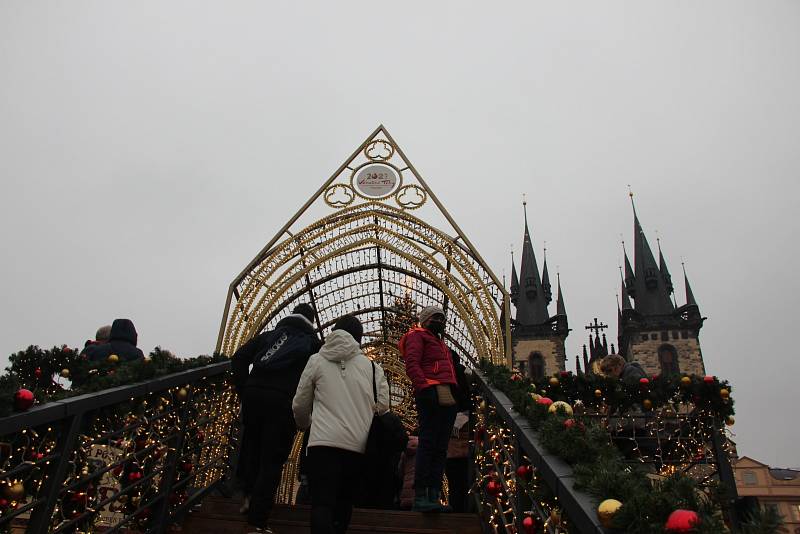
[332, 315, 363, 344]
[292, 303, 315, 323]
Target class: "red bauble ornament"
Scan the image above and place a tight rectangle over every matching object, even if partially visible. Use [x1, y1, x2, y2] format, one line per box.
[0, 498, 8, 508]
[536, 397, 553, 407]
[181, 462, 193, 473]
[703, 375, 715, 384]
[665, 509, 700, 532]
[639, 377, 649, 387]
[564, 418, 576, 429]
[196, 432, 205, 442]
[560, 370, 569, 378]
[128, 471, 142, 482]
[486, 480, 501, 496]
[14, 389, 35, 411]
[34, 367, 43, 379]
[516, 465, 532, 481]
[511, 373, 522, 381]
[522, 516, 537, 534]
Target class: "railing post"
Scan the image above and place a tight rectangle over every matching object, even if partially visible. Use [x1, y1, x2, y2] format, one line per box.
[712, 421, 740, 530]
[27, 413, 84, 534]
[152, 388, 193, 534]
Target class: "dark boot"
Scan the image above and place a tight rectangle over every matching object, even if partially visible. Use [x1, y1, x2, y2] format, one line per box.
[412, 487, 440, 513]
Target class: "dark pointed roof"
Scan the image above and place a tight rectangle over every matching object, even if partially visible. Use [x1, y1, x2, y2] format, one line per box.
[515, 202, 550, 326]
[683, 263, 698, 307]
[619, 267, 633, 310]
[510, 251, 519, 305]
[556, 273, 566, 316]
[658, 239, 674, 295]
[630, 197, 675, 315]
[541, 254, 552, 305]
[623, 244, 635, 297]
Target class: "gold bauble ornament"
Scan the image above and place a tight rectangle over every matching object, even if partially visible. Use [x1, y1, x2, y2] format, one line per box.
[680, 376, 691, 387]
[548, 401, 573, 416]
[597, 499, 622, 528]
[479, 400, 487, 411]
[176, 387, 189, 401]
[725, 416, 735, 426]
[594, 389, 603, 398]
[643, 399, 653, 410]
[530, 393, 542, 402]
[5, 482, 25, 501]
[549, 377, 560, 387]
[719, 388, 729, 399]
[60, 368, 70, 378]
[107, 354, 119, 364]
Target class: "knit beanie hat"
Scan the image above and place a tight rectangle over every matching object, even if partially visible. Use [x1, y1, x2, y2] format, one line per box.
[332, 315, 363, 344]
[418, 306, 445, 325]
[292, 303, 315, 323]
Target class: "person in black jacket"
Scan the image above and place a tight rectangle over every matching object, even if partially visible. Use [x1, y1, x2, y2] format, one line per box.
[81, 319, 144, 363]
[232, 303, 321, 534]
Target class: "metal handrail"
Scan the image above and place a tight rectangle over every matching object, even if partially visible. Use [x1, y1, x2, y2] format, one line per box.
[0, 360, 236, 534]
[473, 370, 609, 534]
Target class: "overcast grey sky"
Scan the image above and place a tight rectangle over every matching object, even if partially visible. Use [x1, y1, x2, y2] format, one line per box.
[1, 2, 798, 466]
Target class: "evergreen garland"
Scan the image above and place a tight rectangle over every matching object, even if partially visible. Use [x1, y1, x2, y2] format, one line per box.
[1, 346, 227, 418]
[479, 361, 781, 534]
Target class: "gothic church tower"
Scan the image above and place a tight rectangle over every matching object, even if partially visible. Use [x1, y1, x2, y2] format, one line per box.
[510, 202, 569, 379]
[618, 197, 706, 376]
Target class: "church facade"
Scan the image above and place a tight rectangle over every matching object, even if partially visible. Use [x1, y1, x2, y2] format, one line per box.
[510, 197, 706, 379]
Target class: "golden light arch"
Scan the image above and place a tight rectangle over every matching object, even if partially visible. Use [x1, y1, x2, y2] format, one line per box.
[217, 125, 511, 501]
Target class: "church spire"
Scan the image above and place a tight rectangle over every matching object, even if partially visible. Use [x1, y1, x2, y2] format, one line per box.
[629, 191, 674, 315]
[510, 248, 519, 306]
[541, 245, 552, 305]
[623, 241, 636, 299]
[515, 198, 549, 326]
[683, 262, 698, 307]
[619, 266, 633, 310]
[657, 237, 674, 295]
[556, 272, 566, 316]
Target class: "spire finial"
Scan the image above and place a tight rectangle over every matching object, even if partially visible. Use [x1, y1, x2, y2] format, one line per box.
[522, 194, 529, 226]
[543, 240, 547, 262]
[628, 184, 638, 216]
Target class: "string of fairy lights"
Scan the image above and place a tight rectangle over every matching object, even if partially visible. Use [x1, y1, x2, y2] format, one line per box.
[472, 396, 568, 534]
[0, 374, 238, 533]
[475, 363, 738, 533]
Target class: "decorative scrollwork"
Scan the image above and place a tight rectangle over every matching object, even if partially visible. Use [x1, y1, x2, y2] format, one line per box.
[395, 184, 427, 210]
[364, 140, 394, 161]
[323, 184, 356, 208]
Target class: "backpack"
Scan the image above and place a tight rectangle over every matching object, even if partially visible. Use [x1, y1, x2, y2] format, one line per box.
[252, 326, 315, 371]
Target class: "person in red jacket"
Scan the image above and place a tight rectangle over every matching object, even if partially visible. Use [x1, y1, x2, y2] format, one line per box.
[399, 306, 459, 512]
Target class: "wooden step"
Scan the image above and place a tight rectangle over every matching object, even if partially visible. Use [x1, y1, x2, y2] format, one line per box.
[181, 497, 483, 534]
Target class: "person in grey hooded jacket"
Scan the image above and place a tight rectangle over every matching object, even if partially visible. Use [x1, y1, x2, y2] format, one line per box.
[293, 315, 389, 534]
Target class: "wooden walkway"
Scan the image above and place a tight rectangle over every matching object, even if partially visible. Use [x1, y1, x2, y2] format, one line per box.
[180, 496, 483, 534]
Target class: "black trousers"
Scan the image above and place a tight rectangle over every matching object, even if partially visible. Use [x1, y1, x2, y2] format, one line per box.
[307, 446, 364, 534]
[414, 386, 458, 490]
[242, 387, 297, 528]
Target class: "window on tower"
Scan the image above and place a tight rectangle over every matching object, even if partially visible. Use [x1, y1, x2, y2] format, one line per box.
[658, 344, 680, 376]
[529, 352, 545, 381]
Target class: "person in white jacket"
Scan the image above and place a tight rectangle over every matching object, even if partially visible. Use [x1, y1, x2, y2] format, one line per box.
[292, 315, 389, 534]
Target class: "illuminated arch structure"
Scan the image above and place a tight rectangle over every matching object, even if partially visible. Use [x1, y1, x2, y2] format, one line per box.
[217, 125, 510, 501]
